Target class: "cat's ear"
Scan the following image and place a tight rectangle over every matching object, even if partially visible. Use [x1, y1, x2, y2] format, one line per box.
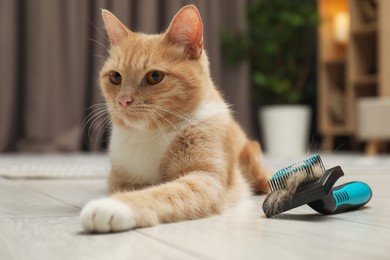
[102, 9, 130, 45]
[165, 5, 203, 59]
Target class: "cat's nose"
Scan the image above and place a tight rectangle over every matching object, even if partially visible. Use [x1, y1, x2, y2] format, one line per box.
[118, 97, 134, 108]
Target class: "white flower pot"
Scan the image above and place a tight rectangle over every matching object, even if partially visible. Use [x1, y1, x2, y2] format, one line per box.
[259, 105, 311, 156]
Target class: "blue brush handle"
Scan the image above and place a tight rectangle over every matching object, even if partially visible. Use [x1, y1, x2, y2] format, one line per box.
[308, 181, 372, 214]
[332, 182, 372, 213]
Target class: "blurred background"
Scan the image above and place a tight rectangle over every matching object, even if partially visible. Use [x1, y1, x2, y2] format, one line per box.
[0, 0, 389, 156]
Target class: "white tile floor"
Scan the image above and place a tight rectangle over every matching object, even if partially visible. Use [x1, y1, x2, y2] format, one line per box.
[0, 153, 389, 260]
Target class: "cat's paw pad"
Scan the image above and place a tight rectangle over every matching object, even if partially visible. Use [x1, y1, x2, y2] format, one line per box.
[80, 198, 135, 233]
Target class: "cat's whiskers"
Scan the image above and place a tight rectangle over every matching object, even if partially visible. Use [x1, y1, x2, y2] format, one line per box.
[94, 54, 108, 61]
[87, 109, 110, 140]
[81, 105, 109, 139]
[89, 116, 110, 149]
[93, 54, 113, 64]
[89, 38, 108, 50]
[152, 105, 206, 131]
[146, 111, 170, 144]
[93, 115, 112, 150]
[152, 109, 192, 147]
[84, 103, 114, 149]
[87, 18, 110, 46]
[89, 102, 109, 109]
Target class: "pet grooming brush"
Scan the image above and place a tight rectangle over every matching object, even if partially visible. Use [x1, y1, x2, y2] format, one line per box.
[307, 181, 372, 214]
[262, 155, 372, 218]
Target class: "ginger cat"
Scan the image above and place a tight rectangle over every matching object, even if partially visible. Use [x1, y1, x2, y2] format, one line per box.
[80, 5, 269, 233]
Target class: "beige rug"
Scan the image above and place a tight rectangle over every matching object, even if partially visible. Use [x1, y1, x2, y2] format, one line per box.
[0, 153, 110, 179]
[0, 152, 388, 179]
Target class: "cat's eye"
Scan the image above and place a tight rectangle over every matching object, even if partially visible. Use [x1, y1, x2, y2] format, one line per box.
[109, 71, 122, 85]
[146, 70, 164, 85]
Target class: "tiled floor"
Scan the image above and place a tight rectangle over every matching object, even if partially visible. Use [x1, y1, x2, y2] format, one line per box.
[0, 154, 389, 260]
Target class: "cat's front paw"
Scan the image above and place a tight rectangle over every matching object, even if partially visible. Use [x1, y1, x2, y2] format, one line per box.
[80, 198, 135, 233]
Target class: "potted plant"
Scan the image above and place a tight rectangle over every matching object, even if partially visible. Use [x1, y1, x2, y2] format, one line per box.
[222, 0, 318, 156]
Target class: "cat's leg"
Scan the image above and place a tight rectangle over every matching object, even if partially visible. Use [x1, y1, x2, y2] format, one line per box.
[80, 172, 224, 233]
[239, 140, 270, 194]
[107, 169, 150, 193]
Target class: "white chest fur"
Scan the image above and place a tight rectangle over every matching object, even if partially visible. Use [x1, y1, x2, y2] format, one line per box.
[109, 125, 175, 184]
[109, 99, 228, 184]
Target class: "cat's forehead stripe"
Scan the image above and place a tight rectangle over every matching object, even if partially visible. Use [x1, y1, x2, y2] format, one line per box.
[109, 38, 175, 79]
[119, 35, 159, 67]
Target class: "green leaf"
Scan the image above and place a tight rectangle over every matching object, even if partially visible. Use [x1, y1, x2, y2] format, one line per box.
[220, 0, 318, 105]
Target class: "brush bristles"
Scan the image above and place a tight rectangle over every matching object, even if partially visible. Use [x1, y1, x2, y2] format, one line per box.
[268, 155, 325, 192]
[263, 155, 326, 217]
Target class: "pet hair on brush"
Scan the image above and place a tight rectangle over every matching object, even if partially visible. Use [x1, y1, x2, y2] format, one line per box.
[262, 155, 344, 218]
[262, 154, 372, 218]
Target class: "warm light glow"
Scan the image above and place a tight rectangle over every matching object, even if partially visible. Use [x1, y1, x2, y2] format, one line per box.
[334, 12, 350, 44]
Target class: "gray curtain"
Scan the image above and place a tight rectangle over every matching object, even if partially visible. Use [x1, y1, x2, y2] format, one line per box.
[0, 0, 251, 152]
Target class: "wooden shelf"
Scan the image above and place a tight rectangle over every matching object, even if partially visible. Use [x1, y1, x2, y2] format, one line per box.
[323, 58, 346, 66]
[353, 74, 378, 85]
[329, 125, 354, 135]
[352, 22, 377, 35]
[317, 0, 390, 151]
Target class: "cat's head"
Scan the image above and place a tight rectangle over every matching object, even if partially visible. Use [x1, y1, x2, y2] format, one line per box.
[100, 5, 212, 131]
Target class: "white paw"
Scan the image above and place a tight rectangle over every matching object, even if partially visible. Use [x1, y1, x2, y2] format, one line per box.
[80, 198, 135, 233]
